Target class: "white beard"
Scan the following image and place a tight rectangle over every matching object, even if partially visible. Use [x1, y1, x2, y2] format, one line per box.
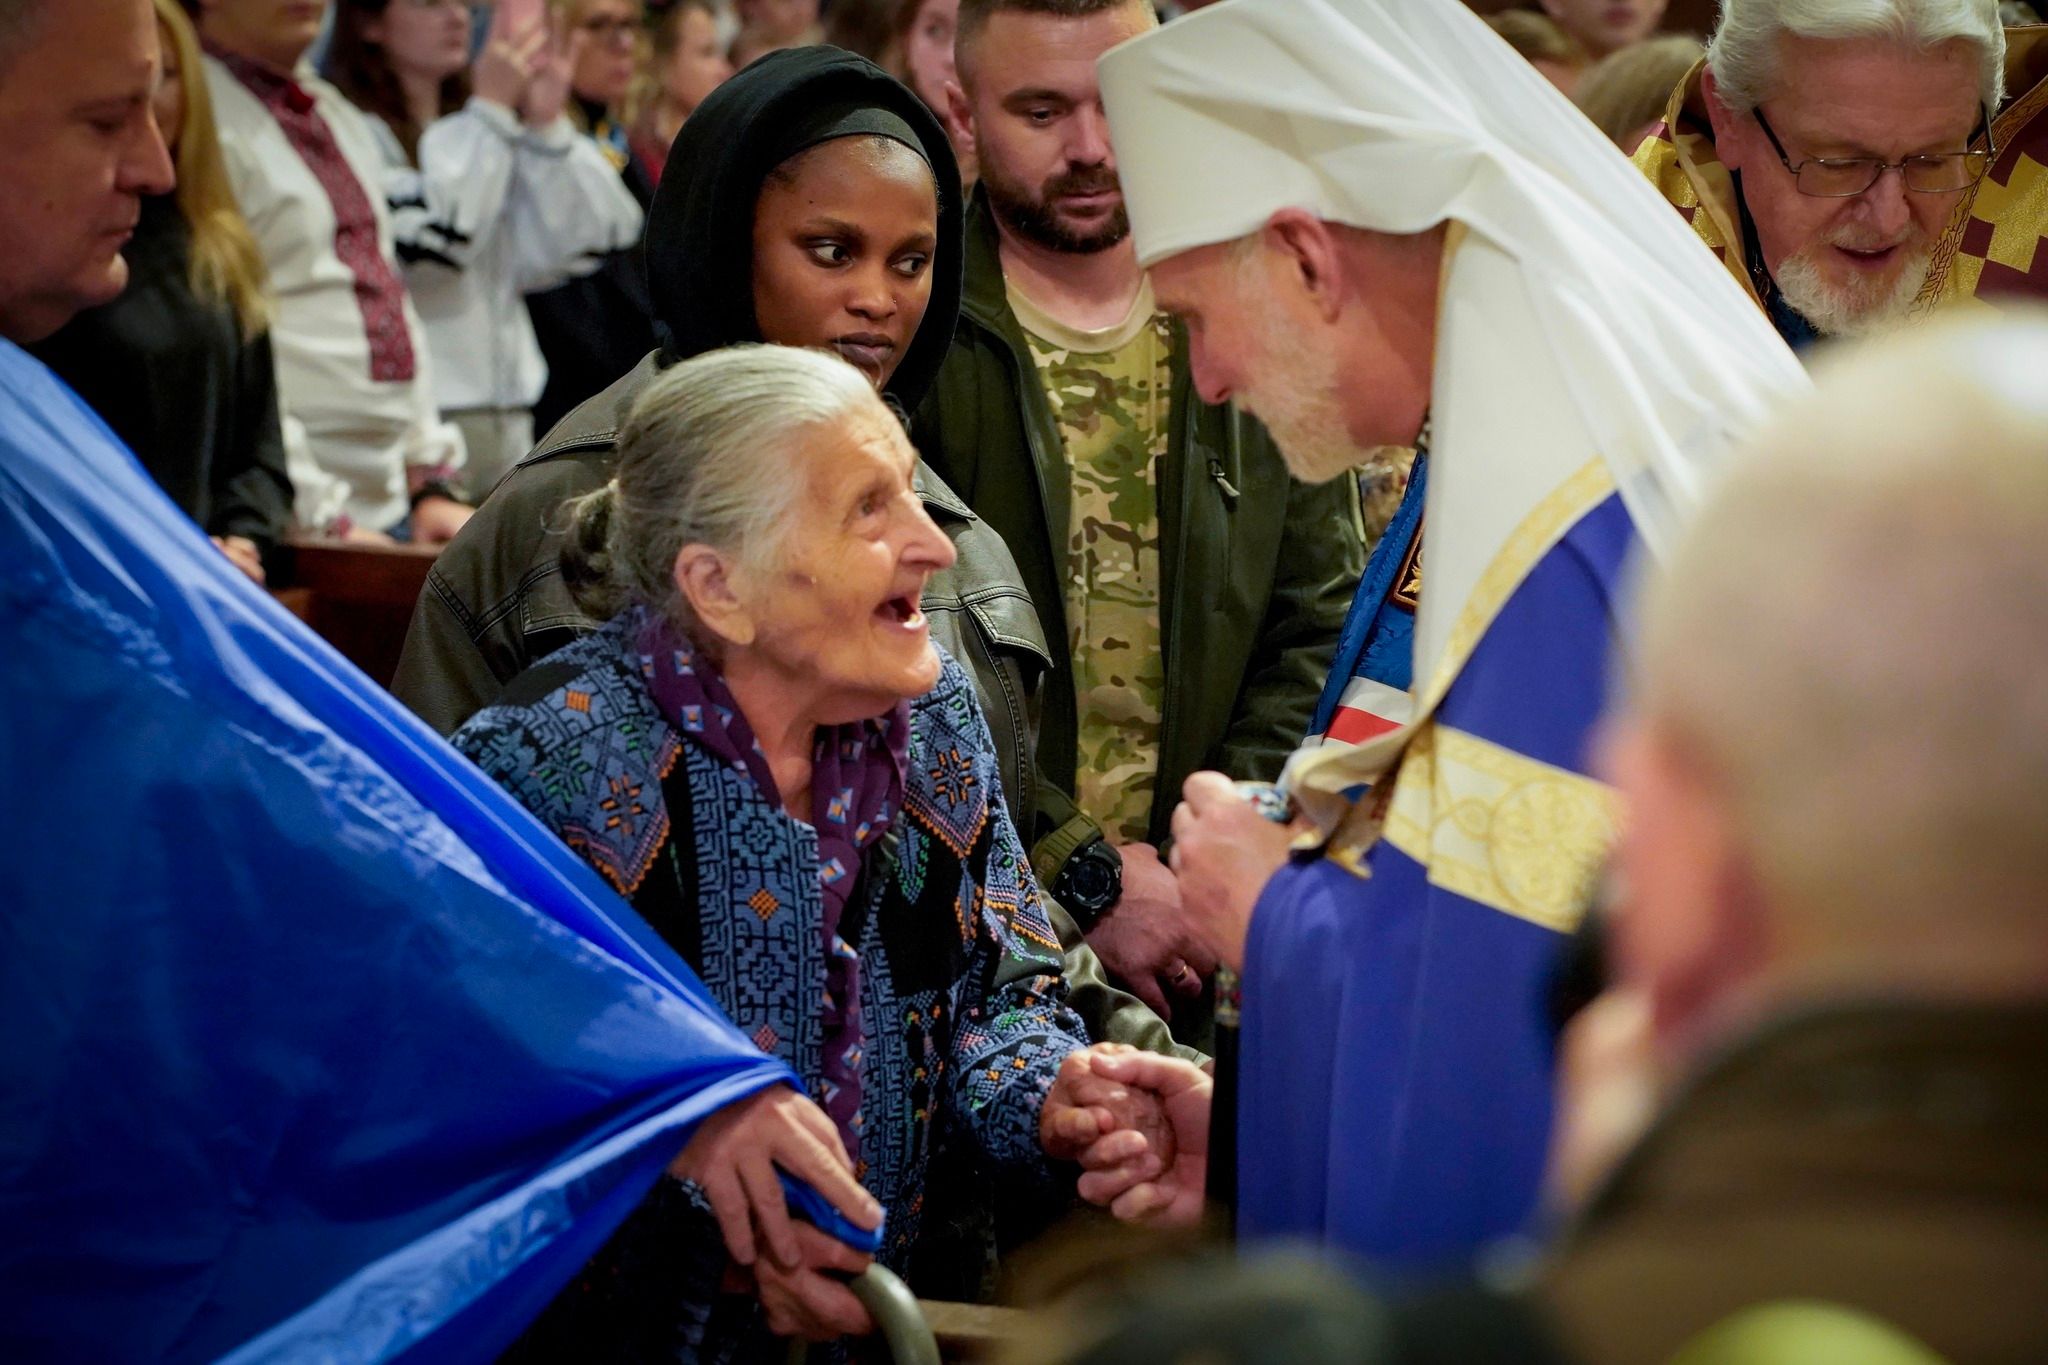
[1232, 269, 1384, 485]
[1774, 240, 1933, 338]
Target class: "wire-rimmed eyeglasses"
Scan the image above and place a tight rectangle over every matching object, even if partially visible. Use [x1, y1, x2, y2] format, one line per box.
[1751, 105, 1995, 197]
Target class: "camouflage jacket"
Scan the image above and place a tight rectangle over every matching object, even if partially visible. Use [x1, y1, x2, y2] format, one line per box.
[1634, 38, 2048, 319]
[911, 189, 1366, 869]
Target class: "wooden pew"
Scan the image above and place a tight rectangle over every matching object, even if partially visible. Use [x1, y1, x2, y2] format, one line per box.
[272, 535, 439, 690]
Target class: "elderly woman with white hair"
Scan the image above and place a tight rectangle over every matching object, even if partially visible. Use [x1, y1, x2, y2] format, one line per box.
[457, 343, 1192, 1359]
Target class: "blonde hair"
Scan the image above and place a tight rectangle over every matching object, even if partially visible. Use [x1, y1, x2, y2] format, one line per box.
[1488, 10, 1587, 66]
[156, 0, 269, 337]
[1638, 315, 2048, 938]
[623, 0, 713, 135]
[1574, 34, 1703, 148]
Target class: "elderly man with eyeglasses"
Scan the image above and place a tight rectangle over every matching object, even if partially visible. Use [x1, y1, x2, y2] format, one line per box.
[1635, 0, 2047, 348]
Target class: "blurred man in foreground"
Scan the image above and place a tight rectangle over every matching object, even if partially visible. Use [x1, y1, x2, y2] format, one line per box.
[1541, 315, 2048, 1364]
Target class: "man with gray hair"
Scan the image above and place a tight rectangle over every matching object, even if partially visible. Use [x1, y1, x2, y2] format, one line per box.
[1636, 0, 2048, 347]
[1536, 314, 2048, 1364]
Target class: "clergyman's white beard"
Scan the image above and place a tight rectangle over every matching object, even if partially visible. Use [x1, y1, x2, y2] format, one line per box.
[1237, 305, 1382, 485]
[1774, 240, 1933, 338]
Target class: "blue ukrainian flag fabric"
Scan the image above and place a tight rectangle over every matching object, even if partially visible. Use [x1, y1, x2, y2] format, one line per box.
[0, 341, 797, 1364]
[1242, 479, 1636, 1274]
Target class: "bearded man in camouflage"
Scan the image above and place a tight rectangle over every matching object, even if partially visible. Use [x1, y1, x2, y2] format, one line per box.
[911, 0, 1363, 1043]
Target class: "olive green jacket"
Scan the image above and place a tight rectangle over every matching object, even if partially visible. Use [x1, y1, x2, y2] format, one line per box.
[910, 190, 1365, 866]
[1542, 1002, 2048, 1365]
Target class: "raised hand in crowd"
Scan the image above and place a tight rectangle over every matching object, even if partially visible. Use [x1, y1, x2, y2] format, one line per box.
[1169, 772, 1300, 974]
[1088, 842, 1217, 1019]
[520, 21, 589, 130]
[470, 0, 549, 115]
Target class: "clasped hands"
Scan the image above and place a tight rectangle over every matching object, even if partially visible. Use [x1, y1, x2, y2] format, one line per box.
[670, 1042, 1212, 1342]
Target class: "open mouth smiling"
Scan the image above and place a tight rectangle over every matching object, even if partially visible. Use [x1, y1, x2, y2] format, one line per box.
[875, 594, 926, 630]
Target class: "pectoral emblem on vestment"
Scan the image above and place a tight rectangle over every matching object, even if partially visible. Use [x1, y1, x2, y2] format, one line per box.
[1390, 520, 1423, 611]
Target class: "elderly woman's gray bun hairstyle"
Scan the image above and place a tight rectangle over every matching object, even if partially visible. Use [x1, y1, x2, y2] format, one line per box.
[559, 344, 883, 629]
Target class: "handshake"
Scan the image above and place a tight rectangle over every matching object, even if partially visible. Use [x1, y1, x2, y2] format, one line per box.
[669, 1042, 1213, 1341]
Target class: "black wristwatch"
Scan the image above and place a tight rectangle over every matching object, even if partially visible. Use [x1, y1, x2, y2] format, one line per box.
[1050, 836, 1123, 932]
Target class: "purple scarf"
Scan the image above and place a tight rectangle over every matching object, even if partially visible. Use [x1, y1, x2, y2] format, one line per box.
[632, 606, 907, 1162]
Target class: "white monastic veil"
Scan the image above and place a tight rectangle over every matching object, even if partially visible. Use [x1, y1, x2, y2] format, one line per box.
[1100, 0, 1810, 812]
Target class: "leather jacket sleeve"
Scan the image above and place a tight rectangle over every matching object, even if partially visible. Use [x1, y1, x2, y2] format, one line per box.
[390, 565, 512, 736]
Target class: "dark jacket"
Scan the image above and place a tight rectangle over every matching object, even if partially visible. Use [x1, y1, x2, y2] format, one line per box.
[1541, 1001, 2048, 1365]
[911, 188, 1365, 866]
[389, 48, 1184, 1063]
[30, 192, 293, 566]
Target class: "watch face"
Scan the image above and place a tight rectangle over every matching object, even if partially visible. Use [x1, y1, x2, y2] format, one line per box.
[1065, 850, 1118, 909]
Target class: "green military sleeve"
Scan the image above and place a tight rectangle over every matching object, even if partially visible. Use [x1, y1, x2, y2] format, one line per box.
[1216, 466, 1367, 783]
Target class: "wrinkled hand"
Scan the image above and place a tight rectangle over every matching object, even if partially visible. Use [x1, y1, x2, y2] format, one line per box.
[746, 1222, 876, 1342]
[407, 494, 475, 545]
[1168, 772, 1297, 973]
[1085, 842, 1215, 1020]
[1041, 1042, 1174, 1170]
[1082, 1049, 1213, 1226]
[521, 23, 586, 129]
[211, 534, 265, 584]
[668, 1084, 881, 1270]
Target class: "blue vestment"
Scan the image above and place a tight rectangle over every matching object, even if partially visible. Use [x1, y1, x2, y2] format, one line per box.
[1244, 471, 1637, 1274]
[0, 340, 794, 1363]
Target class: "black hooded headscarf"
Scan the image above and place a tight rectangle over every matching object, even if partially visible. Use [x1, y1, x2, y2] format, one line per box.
[644, 47, 966, 419]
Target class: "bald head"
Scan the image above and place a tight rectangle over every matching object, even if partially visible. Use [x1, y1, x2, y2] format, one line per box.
[1616, 318, 2048, 1045]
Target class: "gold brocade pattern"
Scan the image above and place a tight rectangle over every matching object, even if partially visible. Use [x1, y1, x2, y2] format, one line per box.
[1379, 723, 1617, 933]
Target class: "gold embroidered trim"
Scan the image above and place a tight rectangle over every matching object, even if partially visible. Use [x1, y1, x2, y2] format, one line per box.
[1378, 723, 1617, 933]
[1413, 458, 1615, 717]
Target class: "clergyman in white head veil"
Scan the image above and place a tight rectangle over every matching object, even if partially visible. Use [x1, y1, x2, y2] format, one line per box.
[1095, 0, 1808, 1266]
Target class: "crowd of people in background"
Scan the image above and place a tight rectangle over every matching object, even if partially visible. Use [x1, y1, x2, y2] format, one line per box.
[8, 0, 2048, 1360]
[30, 0, 1735, 578]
